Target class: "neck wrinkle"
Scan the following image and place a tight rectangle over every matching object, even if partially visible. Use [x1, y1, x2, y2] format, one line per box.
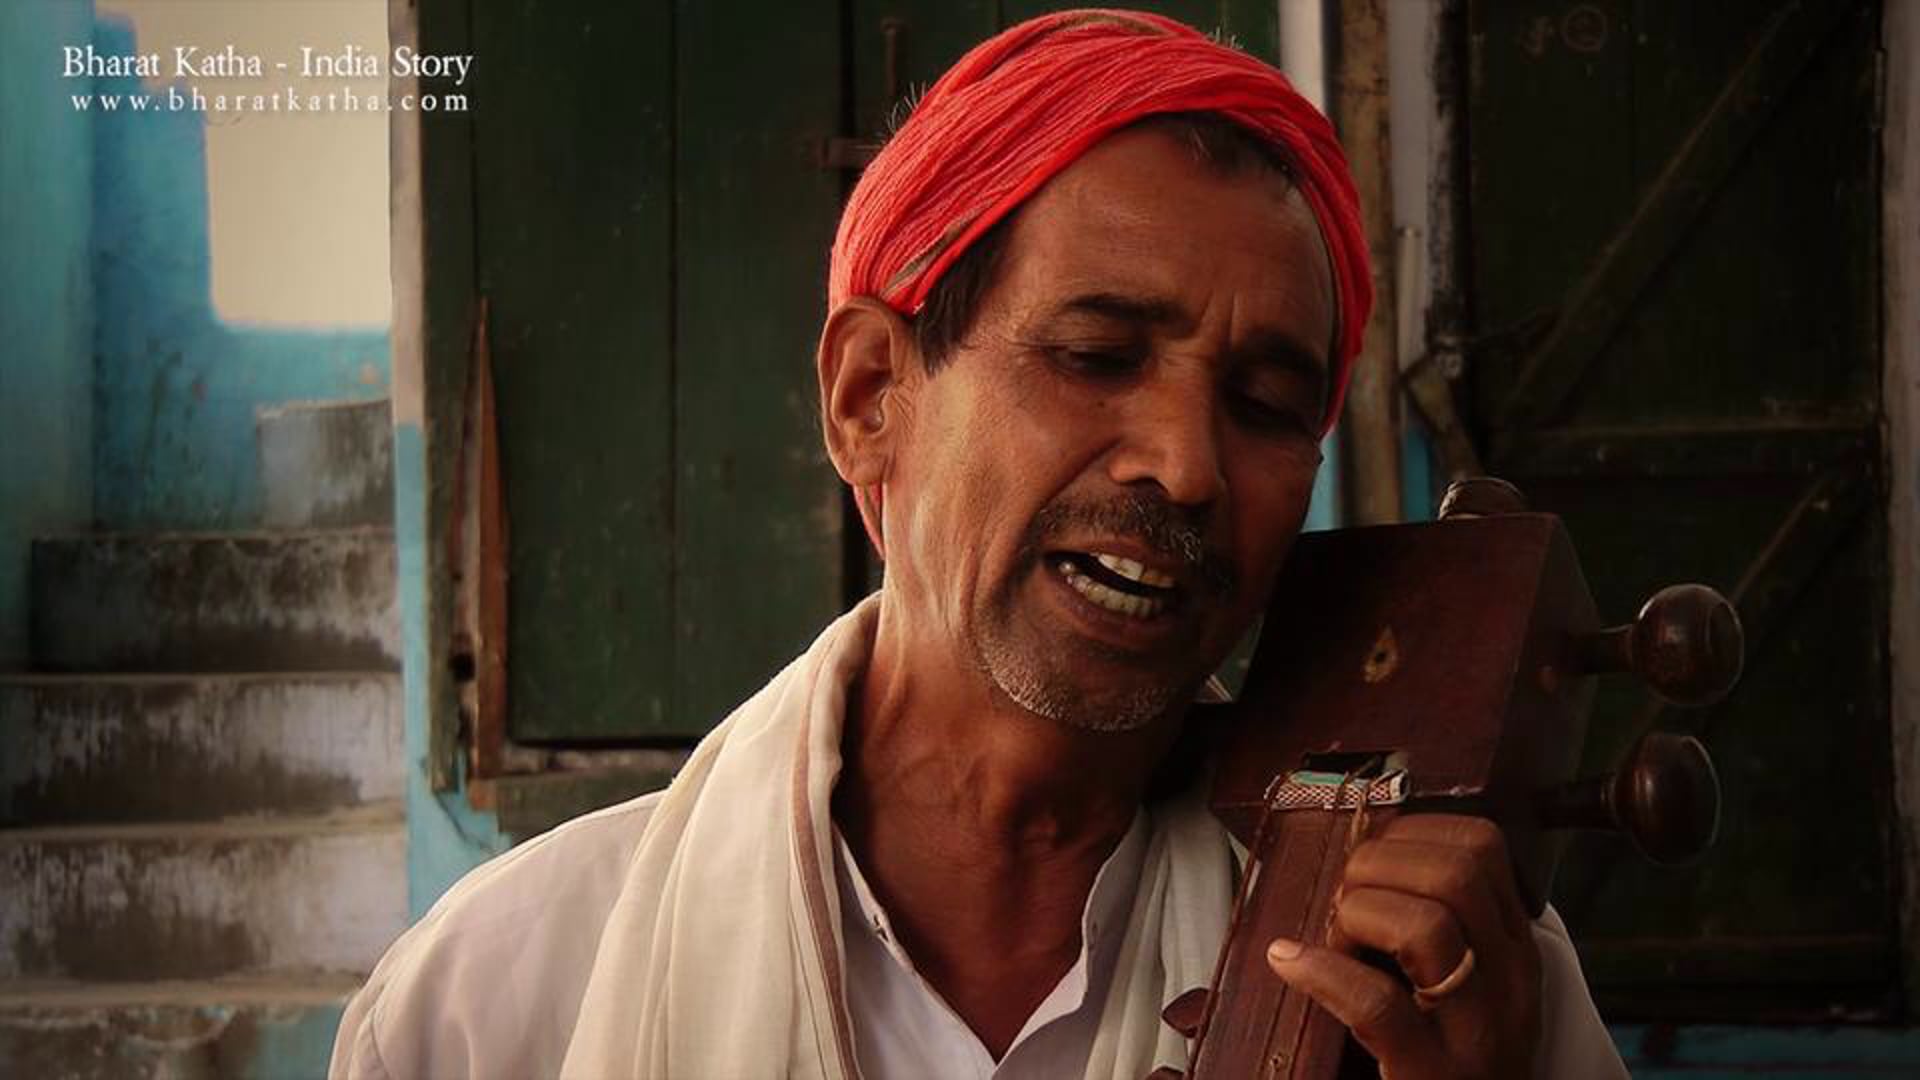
[844, 586, 1181, 857]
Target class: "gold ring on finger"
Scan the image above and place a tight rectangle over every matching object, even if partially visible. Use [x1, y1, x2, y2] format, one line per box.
[1411, 946, 1476, 1011]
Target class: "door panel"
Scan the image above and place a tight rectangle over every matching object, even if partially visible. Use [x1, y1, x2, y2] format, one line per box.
[674, 3, 847, 732]
[470, 5, 678, 741]
[1466, 0, 1892, 1018]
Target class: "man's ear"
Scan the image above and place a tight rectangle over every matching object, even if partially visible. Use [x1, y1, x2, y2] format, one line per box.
[817, 297, 917, 486]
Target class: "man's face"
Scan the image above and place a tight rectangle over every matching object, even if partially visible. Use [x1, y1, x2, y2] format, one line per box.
[882, 127, 1336, 731]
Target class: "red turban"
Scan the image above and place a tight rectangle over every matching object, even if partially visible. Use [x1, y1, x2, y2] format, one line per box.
[830, 8, 1373, 557]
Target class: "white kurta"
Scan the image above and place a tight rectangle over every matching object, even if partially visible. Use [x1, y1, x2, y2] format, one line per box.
[330, 596, 1629, 1080]
[834, 813, 1154, 1078]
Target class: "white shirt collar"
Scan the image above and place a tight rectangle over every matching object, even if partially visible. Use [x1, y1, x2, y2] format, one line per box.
[832, 812, 1152, 1078]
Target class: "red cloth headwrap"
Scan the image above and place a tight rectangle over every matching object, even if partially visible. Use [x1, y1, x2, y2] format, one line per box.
[830, 8, 1373, 557]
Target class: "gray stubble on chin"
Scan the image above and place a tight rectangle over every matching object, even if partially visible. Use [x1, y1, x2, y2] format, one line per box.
[973, 631, 1178, 733]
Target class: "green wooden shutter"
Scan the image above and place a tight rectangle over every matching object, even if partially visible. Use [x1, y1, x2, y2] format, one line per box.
[1465, 0, 1894, 1018]
[470, 6, 679, 740]
[471, 4, 847, 742]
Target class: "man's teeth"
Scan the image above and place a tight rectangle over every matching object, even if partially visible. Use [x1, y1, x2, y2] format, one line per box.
[1092, 552, 1177, 589]
[1057, 559, 1170, 619]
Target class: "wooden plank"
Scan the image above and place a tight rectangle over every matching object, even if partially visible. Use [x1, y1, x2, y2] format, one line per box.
[393, 0, 479, 789]
[1614, 1024, 1920, 1073]
[1884, 0, 1920, 1021]
[849, 1, 996, 144]
[1496, 0, 1856, 429]
[451, 298, 509, 778]
[1467, 0, 1637, 395]
[1468, 0, 1891, 1011]
[1540, 477, 1892, 1013]
[1333, 0, 1402, 525]
[1581, 934, 1897, 989]
[1477, 0, 1882, 435]
[671, 0, 847, 732]
[471, 766, 679, 843]
[848, 0, 1280, 159]
[469, 6, 677, 741]
[1493, 420, 1874, 478]
[1607, 0, 1881, 428]
[996, 1, 1277, 59]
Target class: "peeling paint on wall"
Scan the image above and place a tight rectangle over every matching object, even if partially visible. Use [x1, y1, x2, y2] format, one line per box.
[0, 673, 403, 823]
[0, 809, 405, 981]
[0, 988, 350, 1080]
[30, 531, 400, 672]
[87, 15, 390, 532]
[0, 1, 95, 667]
[394, 422, 507, 915]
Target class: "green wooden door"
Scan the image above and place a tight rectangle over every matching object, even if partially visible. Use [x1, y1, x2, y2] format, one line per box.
[845, 0, 1278, 144]
[1465, 0, 1893, 1018]
[468, 4, 847, 741]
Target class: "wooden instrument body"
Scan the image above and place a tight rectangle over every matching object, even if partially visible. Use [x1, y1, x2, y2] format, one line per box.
[1188, 512, 1603, 1078]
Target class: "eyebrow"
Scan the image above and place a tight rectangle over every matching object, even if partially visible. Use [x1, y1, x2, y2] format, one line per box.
[1050, 291, 1330, 400]
[1056, 291, 1187, 327]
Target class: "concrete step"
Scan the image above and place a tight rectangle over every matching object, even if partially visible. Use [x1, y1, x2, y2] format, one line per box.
[0, 806, 406, 982]
[0, 975, 354, 1079]
[30, 529, 399, 673]
[0, 673, 403, 825]
[258, 398, 394, 529]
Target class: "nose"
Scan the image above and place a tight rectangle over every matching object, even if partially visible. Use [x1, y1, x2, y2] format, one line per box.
[1105, 374, 1226, 508]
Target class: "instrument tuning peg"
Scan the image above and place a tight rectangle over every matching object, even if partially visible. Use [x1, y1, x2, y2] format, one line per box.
[1538, 731, 1721, 863]
[1437, 476, 1528, 520]
[1578, 584, 1744, 706]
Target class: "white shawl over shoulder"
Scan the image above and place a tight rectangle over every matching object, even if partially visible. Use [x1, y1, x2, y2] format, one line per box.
[557, 596, 1236, 1079]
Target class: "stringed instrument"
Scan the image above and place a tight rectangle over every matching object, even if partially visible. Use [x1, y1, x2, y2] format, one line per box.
[1173, 477, 1742, 1079]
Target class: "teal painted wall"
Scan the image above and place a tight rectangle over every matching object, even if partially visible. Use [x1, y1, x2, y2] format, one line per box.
[0, 1, 97, 668]
[393, 422, 508, 917]
[86, 15, 388, 531]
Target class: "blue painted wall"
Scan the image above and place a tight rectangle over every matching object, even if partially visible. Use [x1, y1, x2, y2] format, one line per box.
[0, 1, 97, 668]
[393, 423, 508, 916]
[1305, 434, 1341, 533]
[87, 15, 387, 531]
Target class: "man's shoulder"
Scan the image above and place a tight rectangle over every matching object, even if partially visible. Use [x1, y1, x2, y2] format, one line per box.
[419, 788, 663, 939]
[331, 790, 666, 1079]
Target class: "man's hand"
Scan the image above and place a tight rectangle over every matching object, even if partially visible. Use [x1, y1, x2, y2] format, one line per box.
[1263, 814, 1542, 1080]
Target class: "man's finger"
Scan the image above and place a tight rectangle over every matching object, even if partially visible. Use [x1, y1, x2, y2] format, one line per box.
[1371, 814, 1530, 938]
[1343, 836, 1520, 952]
[1266, 937, 1438, 1070]
[1329, 885, 1472, 992]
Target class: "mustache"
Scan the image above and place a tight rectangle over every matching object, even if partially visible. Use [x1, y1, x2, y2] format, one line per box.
[1026, 493, 1238, 596]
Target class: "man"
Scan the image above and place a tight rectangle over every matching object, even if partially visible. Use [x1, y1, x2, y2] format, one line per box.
[332, 11, 1628, 1078]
